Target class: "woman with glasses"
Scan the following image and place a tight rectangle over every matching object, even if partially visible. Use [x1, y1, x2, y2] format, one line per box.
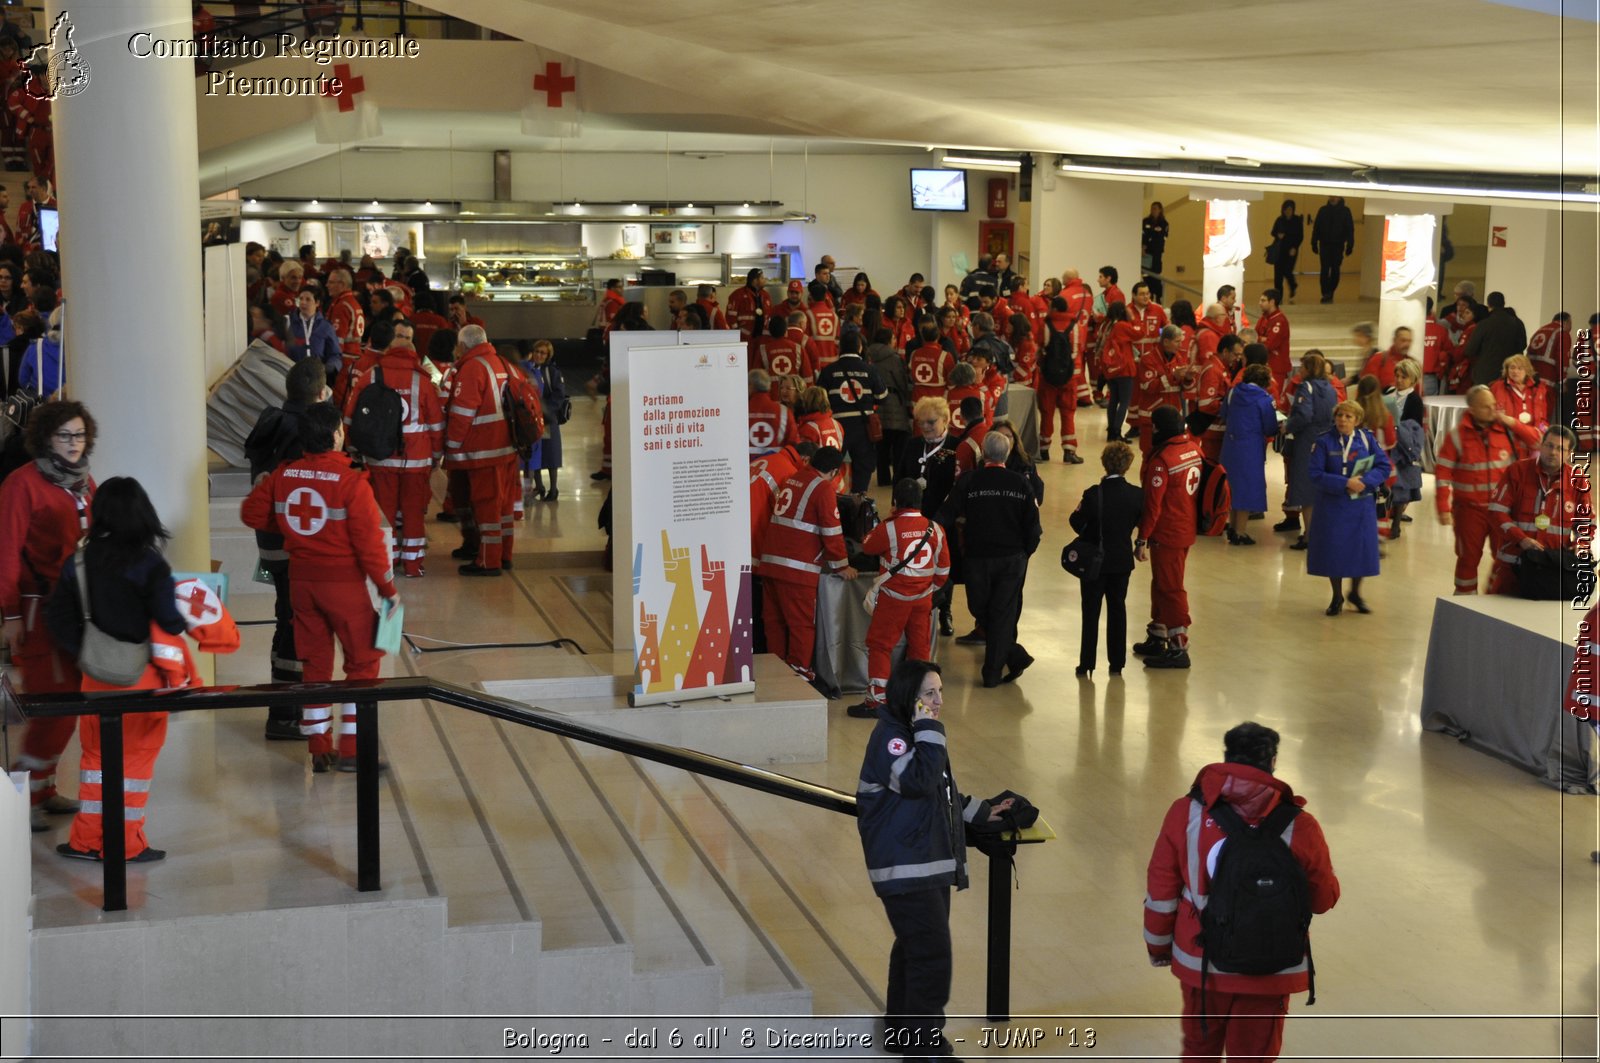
[0, 400, 97, 832]
[898, 397, 960, 636]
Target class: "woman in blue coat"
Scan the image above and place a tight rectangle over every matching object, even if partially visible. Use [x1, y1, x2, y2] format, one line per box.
[1306, 400, 1392, 616]
[521, 339, 569, 501]
[1281, 351, 1338, 550]
[1218, 363, 1279, 545]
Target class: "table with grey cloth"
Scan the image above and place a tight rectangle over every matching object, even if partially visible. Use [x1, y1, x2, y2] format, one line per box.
[1420, 595, 1595, 792]
[1004, 383, 1039, 458]
[1423, 395, 1467, 473]
[813, 576, 938, 696]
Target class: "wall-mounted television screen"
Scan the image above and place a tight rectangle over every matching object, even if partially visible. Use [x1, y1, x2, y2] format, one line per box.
[910, 168, 968, 212]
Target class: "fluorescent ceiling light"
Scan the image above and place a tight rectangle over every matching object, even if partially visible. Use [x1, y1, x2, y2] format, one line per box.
[1055, 160, 1600, 206]
[941, 153, 1021, 172]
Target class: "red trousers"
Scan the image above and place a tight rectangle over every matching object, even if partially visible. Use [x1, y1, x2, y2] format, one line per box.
[1037, 380, 1079, 451]
[1149, 543, 1191, 649]
[762, 577, 817, 681]
[69, 711, 167, 860]
[10, 599, 80, 806]
[1451, 503, 1493, 594]
[864, 594, 933, 706]
[370, 468, 433, 577]
[292, 579, 382, 756]
[1179, 983, 1288, 1063]
[1487, 559, 1519, 595]
[450, 463, 516, 569]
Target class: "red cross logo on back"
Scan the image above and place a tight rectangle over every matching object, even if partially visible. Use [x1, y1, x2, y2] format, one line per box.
[175, 580, 221, 627]
[534, 61, 575, 108]
[285, 487, 329, 536]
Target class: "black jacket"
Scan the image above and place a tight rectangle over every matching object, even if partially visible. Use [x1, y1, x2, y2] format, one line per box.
[1270, 214, 1305, 260]
[1069, 476, 1144, 576]
[47, 547, 186, 653]
[1466, 309, 1530, 387]
[1312, 203, 1355, 256]
[243, 399, 311, 572]
[938, 464, 1041, 558]
[900, 432, 960, 515]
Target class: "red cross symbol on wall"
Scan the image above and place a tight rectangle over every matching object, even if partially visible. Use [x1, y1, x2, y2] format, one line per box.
[533, 61, 575, 108]
[182, 584, 214, 621]
[322, 63, 366, 112]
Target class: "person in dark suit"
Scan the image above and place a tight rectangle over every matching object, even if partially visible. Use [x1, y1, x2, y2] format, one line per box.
[1068, 441, 1143, 677]
[1310, 197, 1355, 303]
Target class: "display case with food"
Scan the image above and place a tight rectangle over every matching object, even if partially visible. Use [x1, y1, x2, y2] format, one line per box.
[453, 251, 595, 303]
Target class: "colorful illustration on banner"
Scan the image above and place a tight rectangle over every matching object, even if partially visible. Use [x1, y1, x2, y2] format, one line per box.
[686, 545, 731, 689]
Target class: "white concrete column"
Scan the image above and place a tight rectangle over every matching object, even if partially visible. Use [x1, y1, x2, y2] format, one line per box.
[1026, 170, 1144, 291]
[1367, 199, 1451, 357]
[1484, 205, 1563, 323]
[1188, 188, 1262, 315]
[49, 0, 210, 573]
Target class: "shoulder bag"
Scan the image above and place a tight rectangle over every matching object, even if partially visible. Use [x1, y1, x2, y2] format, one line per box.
[73, 549, 151, 686]
[1060, 486, 1105, 581]
[863, 523, 934, 613]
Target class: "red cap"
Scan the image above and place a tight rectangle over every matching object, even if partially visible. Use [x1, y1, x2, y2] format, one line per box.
[788, 279, 804, 292]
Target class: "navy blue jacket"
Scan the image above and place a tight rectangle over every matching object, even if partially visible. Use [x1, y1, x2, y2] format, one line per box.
[857, 712, 989, 897]
[284, 312, 342, 374]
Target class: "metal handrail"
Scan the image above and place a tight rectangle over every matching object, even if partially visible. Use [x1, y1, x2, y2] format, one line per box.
[5, 673, 1039, 1020]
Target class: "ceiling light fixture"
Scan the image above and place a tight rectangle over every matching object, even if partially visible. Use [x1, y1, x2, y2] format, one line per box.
[1055, 160, 1600, 206]
[940, 153, 1022, 172]
[1224, 156, 1262, 168]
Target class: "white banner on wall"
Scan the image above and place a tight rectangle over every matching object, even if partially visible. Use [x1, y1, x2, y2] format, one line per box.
[1380, 214, 1438, 299]
[1202, 199, 1252, 269]
[624, 339, 753, 705]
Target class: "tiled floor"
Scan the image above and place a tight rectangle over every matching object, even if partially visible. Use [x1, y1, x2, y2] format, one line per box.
[23, 305, 1600, 1059]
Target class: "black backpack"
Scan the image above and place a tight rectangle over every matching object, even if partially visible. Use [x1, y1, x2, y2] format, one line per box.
[1040, 327, 1075, 388]
[1191, 786, 1315, 1010]
[348, 378, 405, 461]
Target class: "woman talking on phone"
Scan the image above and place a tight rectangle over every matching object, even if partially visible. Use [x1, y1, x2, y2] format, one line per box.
[856, 659, 1011, 1059]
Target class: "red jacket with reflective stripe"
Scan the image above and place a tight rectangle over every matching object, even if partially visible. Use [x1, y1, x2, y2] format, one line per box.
[327, 291, 366, 360]
[345, 346, 445, 470]
[1257, 309, 1291, 380]
[750, 445, 804, 556]
[443, 343, 516, 470]
[1527, 320, 1572, 384]
[748, 392, 799, 456]
[1131, 351, 1182, 427]
[1488, 457, 1591, 564]
[1140, 434, 1204, 546]
[727, 285, 772, 341]
[860, 509, 949, 602]
[1144, 762, 1339, 996]
[1488, 380, 1550, 434]
[806, 301, 841, 371]
[908, 343, 957, 401]
[755, 464, 848, 587]
[240, 450, 396, 594]
[1434, 417, 1539, 513]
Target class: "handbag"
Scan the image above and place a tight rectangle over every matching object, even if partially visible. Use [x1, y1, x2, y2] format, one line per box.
[1060, 486, 1105, 581]
[865, 410, 884, 443]
[73, 549, 151, 686]
[1265, 242, 1280, 265]
[863, 524, 934, 613]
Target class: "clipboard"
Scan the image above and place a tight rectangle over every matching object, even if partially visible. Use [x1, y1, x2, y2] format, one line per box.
[374, 597, 404, 655]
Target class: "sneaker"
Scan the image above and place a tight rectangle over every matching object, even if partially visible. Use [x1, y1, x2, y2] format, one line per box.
[458, 563, 503, 577]
[1144, 649, 1192, 669]
[56, 843, 99, 861]
[129, 847, 168, 863]
[264, 718, 303, 742]
[846, 702, 878, 719]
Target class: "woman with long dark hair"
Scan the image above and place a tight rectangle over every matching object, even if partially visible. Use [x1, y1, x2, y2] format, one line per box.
[855, 659, 1009, 1058]
[47, 477, 189, 862]
[1099, 301, 1139, 443]
[1269, 199, 1305, 302]
[1141, 201, 1169, 299]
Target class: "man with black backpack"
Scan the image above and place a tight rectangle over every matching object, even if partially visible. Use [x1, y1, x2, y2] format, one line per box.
[1144, 722, 1339, 1062]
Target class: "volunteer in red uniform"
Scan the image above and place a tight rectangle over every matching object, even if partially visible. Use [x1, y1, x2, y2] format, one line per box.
[694, 284, 730, 331]
[1184, 335, 1233, 463]
[1256, 288, 1292, 381]
[1100, 302, 1140, 443]
[727, 269, 772, 343]
[796, 386, 848, 491]
[747, 369, 799, 457]
[1360, 326, 1412, 390]
[1008, 313, 1038, 387]
[1489, 355, 1549, 436]
[1145, 721, 1339, 1063]
[805, 280, 841, 372]
[1005, 278, 1041, 343]
[749, 440, 812, 559]
[1194, 302, 1232, 364]
[1527, 312, 1573, 385]
[755, 447, 857, 684]
[1135, 407, 1203, 669]
[242, 403, 399, 772]
[324, 267, 366, 367]
[884, 296, 917, 353]
[966, 349, 1007, 425]
[330, 316, 391, 411]
[908, 320, 957, 403]
[945, 362, 987, 435]
[344, 320, 443, 579]
[0, 400, 95, 832]
[847, 479, 951, 718]
[1037, 297, 1086, 464]
[1435, 385, 1542, 594]
[446, 293, 486, 332]
[1487, 426, 1588, 595]
[755, 315, 812, 382]
[1217, 285, 1252, 332]
[1096, 265, 1126, 314]
[1128, 281, 1168, 364]
[1422, 302, 1454, 396]
[1131, 326, 1186, 457]
[270, 262, 306, 319]
[442, 325, 521, 576]
[774, 279, 811, 339]
[937, 307, 971, 357]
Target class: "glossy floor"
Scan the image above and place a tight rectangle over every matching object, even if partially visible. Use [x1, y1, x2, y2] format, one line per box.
[24, 326, 1600, 1062]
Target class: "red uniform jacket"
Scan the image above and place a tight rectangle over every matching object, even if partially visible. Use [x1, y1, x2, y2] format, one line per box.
[1061, 280, 1095, 322]
[755, 333, 812, 382]
[443, 342, 516, 470]
[1489, 380, 1550, 434]
[1140, 433, 1204, 547]
[888, 316, 917, 353]
[1131, 351, 1182, 429]
[726, 285, 769, 341]
[953, 423, 989, 478]
[1257, 309, 1291, 381]
[1434, 417, 1540, 513]
[941, 323, 972, 357]
[978, 367, 1007, 422]
[1011, 336, 1039, 386]
[1423, 319, 1454, 377]
[750, 445, 804, 556]
[410, 309, 450, 358]
[696, 297, 730, 332]
[1195, 317, 1229, 363]
[797, 411, 846, 490]
[908, 342, 957, 402]
[1360, 347, 1406, 391]
[946, 384, 987, 432]
[1188, 354, 1230, 420]
[860, 508, 950, 603]
[328, 291, 366, 362]
[0, 464, 92, 626]
[270, 282, 302, 320]
[345, 347, 445, 471]
[241, 450, 397, 595]
[1144, 762, 1338, 996]
[755, 464, 849, 587]
[1129, 302, 1169, 364]
[332, 345, 382, 412]
[748, 391, 799, 456]
[1527, 321, 1573, 384]
[1101, 320, 1140, 379]
[806, 301, 841, 371]
[1489, 458, 1591, 566]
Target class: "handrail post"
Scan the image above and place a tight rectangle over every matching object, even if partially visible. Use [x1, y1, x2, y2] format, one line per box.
[355, 700, 380, 892]
[984, 850, 1012, 1022]
[100, 713, 127, 913]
